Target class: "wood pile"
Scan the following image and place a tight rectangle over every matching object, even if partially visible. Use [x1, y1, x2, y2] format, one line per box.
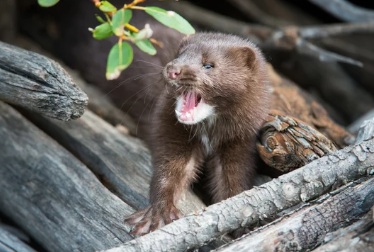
[0, 0, 373, 251]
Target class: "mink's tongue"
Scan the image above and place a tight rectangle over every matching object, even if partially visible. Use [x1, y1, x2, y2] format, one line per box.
[176, 91, 201, 123]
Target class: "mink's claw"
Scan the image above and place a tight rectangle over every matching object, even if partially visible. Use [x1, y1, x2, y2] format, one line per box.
[124, 205, 182, 236]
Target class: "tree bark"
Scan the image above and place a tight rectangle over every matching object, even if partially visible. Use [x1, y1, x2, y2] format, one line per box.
[216, 177, 374, 251]
[0, 101, 133, 251]
[103, 134, 374, 252]
[0, 41, 88, 121]
[312, 207, 374, 252]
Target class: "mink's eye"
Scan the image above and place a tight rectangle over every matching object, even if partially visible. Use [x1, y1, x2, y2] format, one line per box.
[202, 63, 214, 69]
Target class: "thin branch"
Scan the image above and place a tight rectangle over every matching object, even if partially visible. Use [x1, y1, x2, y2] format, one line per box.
[309, 0, 374, 22]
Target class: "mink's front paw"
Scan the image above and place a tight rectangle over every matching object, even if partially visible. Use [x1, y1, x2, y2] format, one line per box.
[124, 204, 182, 236]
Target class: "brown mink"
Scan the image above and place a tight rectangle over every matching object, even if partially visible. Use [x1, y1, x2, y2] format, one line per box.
[126, 33, 271, 235]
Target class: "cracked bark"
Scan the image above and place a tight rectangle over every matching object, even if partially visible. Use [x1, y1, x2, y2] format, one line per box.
[216, 178, 374, 251]
[0, 41, 88, 121]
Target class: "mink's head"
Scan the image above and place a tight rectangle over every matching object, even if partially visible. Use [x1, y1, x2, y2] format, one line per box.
[163, 33, 269, 126]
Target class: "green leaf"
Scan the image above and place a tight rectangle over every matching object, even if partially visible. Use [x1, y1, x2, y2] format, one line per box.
[111, 9, 132, 36]
[144, 6, 195, 35]
[37, 0, 60, 7]
[99, 1, 117, 12]
[95, 14, 106, 24]
[92, 22, 113, 40]
[106, 41, 133, 80]
[135, 39, 157, 55]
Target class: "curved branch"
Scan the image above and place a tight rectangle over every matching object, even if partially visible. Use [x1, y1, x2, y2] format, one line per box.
[309, 0, 374, 22]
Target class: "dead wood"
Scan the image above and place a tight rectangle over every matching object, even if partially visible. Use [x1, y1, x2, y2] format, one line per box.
[216, 177, 374, 252]
[309, 0, 374, 22]
[0, 101, 134, 251]
[103, 128, 374, 252]
[257, 65, 353, 172]
[0, 41, 88, 121]
[312, 207, 374, 252]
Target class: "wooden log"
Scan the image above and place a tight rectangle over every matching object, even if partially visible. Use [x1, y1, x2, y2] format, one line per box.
[215, 177, 374, 251]
[24, 109, 206, 212]
[0, 225, 36, 252]
[0, 101, 133, 251]
[103, 132, 374, 252]
[0, 41, 88, 121]
[312, 207, 374, 252]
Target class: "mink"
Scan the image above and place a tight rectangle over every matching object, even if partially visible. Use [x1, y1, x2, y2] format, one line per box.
[126, 33, 271, 235]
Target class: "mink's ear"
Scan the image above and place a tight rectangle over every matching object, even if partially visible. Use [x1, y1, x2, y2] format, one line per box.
[227, 46, 257, 69]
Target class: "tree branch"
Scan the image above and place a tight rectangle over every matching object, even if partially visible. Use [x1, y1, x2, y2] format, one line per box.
[216, 177, 374, 251]
[309, 0, 374, 22]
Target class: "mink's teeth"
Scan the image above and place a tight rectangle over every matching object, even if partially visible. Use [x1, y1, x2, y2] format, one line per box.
[175, 110, 182, 117]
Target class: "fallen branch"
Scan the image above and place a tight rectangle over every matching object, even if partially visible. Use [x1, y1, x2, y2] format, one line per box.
[309, 0, 374, 22]
[0, 41, 88, 121]
[216, 177, 374, 251]
[312, 207, 374, 251]
[103, 122, 374, 252]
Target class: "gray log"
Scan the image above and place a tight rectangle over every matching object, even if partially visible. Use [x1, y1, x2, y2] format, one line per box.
[0, 101, 133, 252]
[216, 177, 374, 251]
[0, 41, 88, 121]
[312, 207, 374, 252]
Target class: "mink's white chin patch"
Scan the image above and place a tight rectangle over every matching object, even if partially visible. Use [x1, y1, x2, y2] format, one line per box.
[175, 91, 214, 125]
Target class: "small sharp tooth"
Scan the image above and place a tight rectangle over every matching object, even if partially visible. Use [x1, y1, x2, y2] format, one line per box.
[175, 110, 182, 117]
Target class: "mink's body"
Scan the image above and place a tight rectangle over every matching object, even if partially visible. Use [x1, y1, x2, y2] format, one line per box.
[126, 33, 271, 235]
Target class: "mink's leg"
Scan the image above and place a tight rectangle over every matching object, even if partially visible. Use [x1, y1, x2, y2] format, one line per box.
[207, 138, 255, 203]
[125, 143, 202, 235]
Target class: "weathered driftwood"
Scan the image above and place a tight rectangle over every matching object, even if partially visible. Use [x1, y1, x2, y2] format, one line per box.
[0, 225, 36, 252]
[0, 101, 133, 251]
[103, 133, 374, 252]
[216, 177, 374, 251]
[312, 207, 374, 252]
[24, 109, 206, 213]
[0, 41, 88, 121]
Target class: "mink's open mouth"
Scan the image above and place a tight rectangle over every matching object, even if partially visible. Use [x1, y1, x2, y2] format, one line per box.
[175, 91, 214, 125]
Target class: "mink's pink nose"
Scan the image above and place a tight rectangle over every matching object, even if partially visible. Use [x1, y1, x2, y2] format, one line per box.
[167, 69, 181, 80]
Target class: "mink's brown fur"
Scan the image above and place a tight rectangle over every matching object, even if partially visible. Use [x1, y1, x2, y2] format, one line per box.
[126, 33, 271, 235]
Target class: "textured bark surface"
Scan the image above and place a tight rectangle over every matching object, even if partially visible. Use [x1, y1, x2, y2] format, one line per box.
[0, 41, 88, 121]
[104, 136, 374, 252]
[0, 101, 133, 251]
[312, 208, 374, 252]
[216, 177, 374, 251]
